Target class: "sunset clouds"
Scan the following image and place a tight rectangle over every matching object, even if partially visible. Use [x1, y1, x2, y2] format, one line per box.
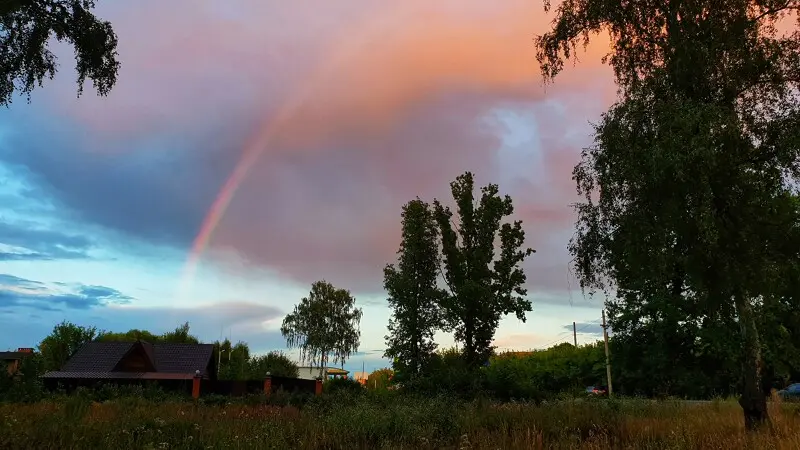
[1, 0, 614, 358]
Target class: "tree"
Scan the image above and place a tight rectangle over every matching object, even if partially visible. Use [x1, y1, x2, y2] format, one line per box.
[94, 322, 200, 344]
[38, 321, 97, 371]
[211, 338, 250, 380]
[536, 0, 800, 429]
[95, 329, 161, 343]
[1, 0, 120, 105]
[222, 341, 250, 380]
[281, 280, 363, 378]
[433, 172, 535, 368]
[162, 322, 200, 344]
[248, 351, 299, 378]
[607, 291, 741, 399]
[366, 368, 393, 390]
[384, 198, 446, 380]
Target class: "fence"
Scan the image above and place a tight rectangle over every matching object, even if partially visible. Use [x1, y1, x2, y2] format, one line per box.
[43, 376, 322, 399]
[42, 377, 194, 396]
[197, 376, 320, 398]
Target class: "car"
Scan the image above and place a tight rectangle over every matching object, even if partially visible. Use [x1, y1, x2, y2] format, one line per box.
[777, 383, 800, 401]
[586, 385, 608, 396]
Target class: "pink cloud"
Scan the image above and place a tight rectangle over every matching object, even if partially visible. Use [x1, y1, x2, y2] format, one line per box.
[37, 0, 616, 297]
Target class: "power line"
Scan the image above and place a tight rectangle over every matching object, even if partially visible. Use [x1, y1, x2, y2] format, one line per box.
[574, 318, 604, 334]
[533, 316, 604, 350]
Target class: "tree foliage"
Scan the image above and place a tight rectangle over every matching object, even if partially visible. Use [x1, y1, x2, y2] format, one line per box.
[384, 198, 446, 380]
[537, 0, 800, 429]
[95, 329, 161, 343]
[281, 280, 363, 377]
[96, 322, 200, 345]
[1, 0, 120, 105]
[433, 172, 535, 368]
[37, 321, 97, 372]
[249, 351, 299, 379]
[366, 368, 393, 390]
[212, 339, 251, 380]
[162, 322, 200, 344]
[486, 343, 606, 400]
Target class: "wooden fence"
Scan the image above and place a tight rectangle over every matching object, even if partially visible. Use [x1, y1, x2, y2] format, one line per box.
[43, 375, 322, 398]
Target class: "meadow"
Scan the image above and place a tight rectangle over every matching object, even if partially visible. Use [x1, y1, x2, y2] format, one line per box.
[1, 392, 799, 450]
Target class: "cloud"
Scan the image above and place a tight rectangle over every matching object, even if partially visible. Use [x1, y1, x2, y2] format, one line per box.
[0, 163, 95, 261]
[492, 332, 551, 350]
[0, 274, 132, 311]
[0, 0, 615, 300]
[564, 322, 605, 337]
[0, 288, 287, 355]
[0, 220, 93, 261]
[77, 285, 132, 300]
[86, 301, 286, 350]
[0, 274, 46, 290]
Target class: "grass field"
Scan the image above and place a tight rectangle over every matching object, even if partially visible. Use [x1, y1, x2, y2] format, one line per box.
[1, 394, 799, 449]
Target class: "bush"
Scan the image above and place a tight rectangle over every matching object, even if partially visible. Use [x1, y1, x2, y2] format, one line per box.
[401, 347, 487, 398]
[249, 351, 299, 378]
[0, 357, 48, 403]
[366, 368, 393, 390]
[482, 356, 544, 401]
[323, 377, 364, 396]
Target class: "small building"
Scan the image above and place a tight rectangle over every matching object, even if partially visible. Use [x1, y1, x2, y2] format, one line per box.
[296, 366, 349, 380]
[0, 348, 34, 375]
[41, 341, 216, 388]
[352, 371, 369, 385]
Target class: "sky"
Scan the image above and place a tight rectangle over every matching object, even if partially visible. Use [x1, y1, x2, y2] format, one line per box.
[0, 0, 616, 373]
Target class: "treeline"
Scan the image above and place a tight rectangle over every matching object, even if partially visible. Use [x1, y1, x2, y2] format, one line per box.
[4, 317, 800, 403]
[14, 321, 299, 381]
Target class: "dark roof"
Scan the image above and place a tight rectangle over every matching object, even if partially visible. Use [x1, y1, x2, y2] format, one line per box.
[0, 352, 32, 360]
[61, 341, 131, 372]
[42, 341, 214, 379]
[152, 343, 213, 373]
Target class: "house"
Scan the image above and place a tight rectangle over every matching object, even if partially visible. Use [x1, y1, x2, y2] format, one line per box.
[352, 371, 369, 386]
[0, 348, 34, 375]
[296, 366, 349, 380]
[41, 341, 216, 385]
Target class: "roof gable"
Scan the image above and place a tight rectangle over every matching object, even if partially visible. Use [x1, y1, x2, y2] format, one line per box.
[49, 341, 214, 377]
[112, 341, 157, 372]
[61, 342, 214, 375]
[62, 342, 133, 372]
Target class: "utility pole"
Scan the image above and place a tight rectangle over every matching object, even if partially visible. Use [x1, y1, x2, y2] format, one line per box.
[573, 321, 577, 347]
[602, 309, 613, 396]
[217, 348, 225, 378]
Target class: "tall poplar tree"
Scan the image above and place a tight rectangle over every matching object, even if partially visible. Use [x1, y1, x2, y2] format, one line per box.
[384, 198, 446, 380]
[433, 172, 535, 368]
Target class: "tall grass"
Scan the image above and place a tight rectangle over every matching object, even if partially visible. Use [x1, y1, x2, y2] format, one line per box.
[1, 394, 798, 449]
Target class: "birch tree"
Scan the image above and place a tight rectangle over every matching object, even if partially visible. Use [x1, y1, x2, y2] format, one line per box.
[281, 280, 362, 378]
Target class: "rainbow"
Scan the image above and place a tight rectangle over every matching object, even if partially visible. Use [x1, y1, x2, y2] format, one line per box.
[175, 8, 399, 303]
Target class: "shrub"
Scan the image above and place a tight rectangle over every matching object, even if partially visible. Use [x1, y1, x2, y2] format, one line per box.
[482, 356, 544, 401]
[323, 377, 364, 396]
[402, 347, 486, 398]
[249, 351, 299, 378]
[366, 368, 393, 390]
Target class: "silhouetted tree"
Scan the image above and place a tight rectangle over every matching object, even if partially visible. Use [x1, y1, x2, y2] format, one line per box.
[537, 0, 800, 429]
[384, 198, 446, 380]
[1, 0, 120, 105]
[433, 172, 535, 368]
